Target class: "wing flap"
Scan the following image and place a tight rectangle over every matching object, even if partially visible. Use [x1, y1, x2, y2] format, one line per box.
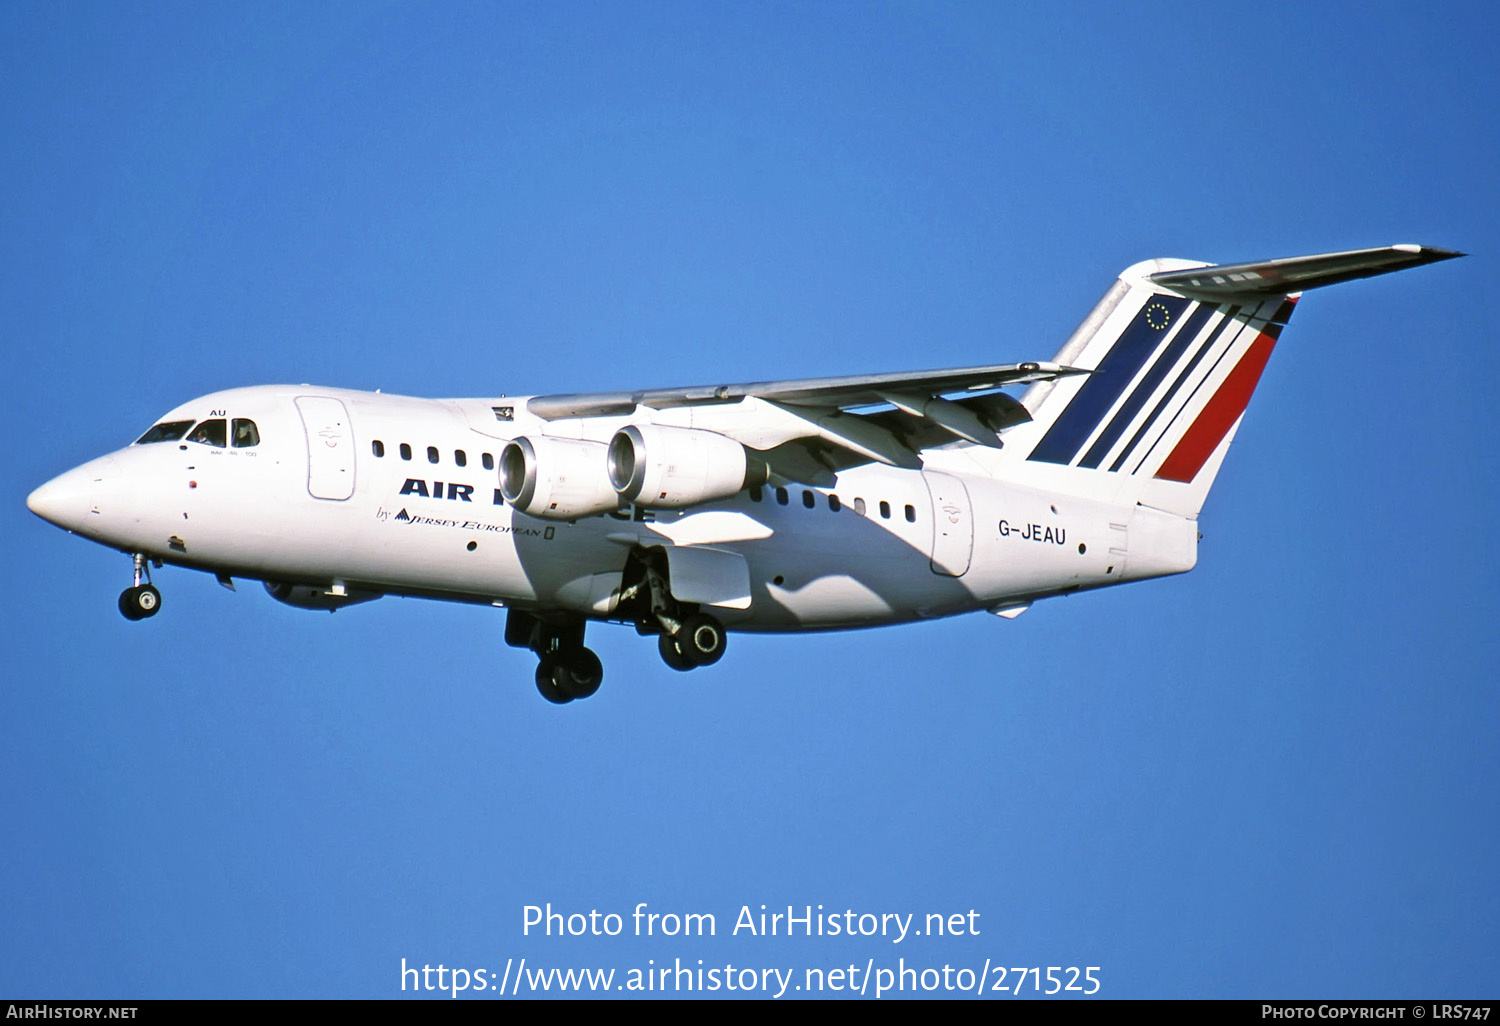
[877, 391, 1005, 448]
[764, 401, 923, 469]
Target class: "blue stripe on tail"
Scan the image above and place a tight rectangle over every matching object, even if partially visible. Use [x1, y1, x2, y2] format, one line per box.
[1027, 294, 1192, 466]
[1107, 305, 1240, 473]
[1077, 302, 1215, 469]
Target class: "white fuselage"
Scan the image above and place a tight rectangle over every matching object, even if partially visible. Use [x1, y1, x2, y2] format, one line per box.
[28, 384, 1197, 632]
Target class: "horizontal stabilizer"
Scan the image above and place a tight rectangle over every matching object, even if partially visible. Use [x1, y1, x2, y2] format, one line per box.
[1147, 245, 1463, 298]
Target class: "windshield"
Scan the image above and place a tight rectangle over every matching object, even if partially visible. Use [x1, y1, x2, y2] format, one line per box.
[232, 418, 259, 447]
[186, 419, 227, 447]
[135, 420, 195, 444]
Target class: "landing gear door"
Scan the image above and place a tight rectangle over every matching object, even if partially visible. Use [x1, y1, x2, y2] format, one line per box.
[664, 545, 752, 610]
[296, 396, 355, 501]
[923, 470, 973, 577]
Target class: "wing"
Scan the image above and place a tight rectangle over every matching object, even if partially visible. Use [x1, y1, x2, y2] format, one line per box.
[518, 244, 1461, 480]
[524, 361, 1086, 478]
[525, 361, 1083, 420]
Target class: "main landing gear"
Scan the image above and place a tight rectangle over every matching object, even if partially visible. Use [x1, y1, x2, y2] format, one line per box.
[656, 612, 727, 672]
[118, 553, 162, 621]
[619, 545, 729, 674]
[504, 546, 732, 705]
[505, 611, 604, 705]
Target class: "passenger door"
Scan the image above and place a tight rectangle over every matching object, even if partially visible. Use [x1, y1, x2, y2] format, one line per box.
[296, 396, 355, 500]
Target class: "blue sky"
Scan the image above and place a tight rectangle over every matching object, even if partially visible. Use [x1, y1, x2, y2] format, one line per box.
[3, 1, 1496, 999]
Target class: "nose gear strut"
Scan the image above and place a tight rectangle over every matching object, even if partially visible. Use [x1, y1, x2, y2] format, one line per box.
[118, 553, 162, 621]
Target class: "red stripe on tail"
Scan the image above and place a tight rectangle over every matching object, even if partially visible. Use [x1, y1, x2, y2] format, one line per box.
[1153, 331, 1277, 484]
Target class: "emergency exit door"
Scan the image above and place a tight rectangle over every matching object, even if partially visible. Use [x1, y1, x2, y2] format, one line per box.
[923, 470, 973, 577]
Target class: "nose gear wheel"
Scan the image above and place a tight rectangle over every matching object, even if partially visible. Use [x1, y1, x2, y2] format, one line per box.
[118, 554, 161, 620]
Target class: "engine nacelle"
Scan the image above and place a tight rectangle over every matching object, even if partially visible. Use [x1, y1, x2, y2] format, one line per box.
[607, 425, 763, 508]
[499, 436, 620, 520]
[263, 581, 382, 611]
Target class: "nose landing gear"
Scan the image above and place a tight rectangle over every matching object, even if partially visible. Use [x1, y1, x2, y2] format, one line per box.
[118, 553, 162, 621]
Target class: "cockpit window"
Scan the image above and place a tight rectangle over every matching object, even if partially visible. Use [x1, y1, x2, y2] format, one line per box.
[231, 418, 260, 448]
[186, 419, 227, 447]
[135, 420, 195, 444]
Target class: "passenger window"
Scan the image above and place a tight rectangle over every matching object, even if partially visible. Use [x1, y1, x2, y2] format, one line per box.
[749, 485, 763, 502]
[187, 419, 227, 447]
[879, 500, 891, 519]
[482, 453, 494, 471]
[853, 498, 866, 516]
[904, 504, 916, 523]
[372, 440, 385, 457]
[231, 419, 260, 448]
[775, 487, 789, 506]
[828, 495, 841, 512]
[135, 420, 195, 444]
[455, 450, 467, 467]
[400, 443, 412, 461]
[802, 489, 815, 509]
[427, 446, 439, 464]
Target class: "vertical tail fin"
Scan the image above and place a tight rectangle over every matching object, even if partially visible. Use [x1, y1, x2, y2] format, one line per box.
[1014, 245, 1460, 518]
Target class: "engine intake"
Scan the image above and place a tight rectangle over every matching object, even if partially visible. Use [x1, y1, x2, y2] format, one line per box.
[499, 436, 620, 520]
[608, 425, 764, 508]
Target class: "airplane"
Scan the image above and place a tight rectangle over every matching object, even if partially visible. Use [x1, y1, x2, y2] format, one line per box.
[26, 244, 1459, 704]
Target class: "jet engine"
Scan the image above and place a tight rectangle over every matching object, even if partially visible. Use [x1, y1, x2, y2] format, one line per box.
[263, 581, 382, 611]
[607, 425, 765, 508]
[499, 436, 621, 519]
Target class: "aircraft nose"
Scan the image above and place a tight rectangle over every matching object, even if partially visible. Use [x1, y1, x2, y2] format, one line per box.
[27, 474, 79, 528]
[27, 457, 119, 531]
